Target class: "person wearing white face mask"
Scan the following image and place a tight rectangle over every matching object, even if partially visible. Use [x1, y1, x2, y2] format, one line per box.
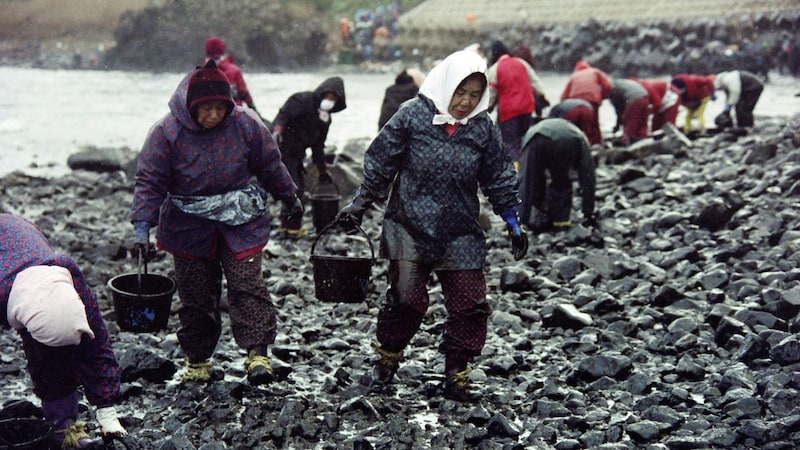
[271, 77, 347, 238]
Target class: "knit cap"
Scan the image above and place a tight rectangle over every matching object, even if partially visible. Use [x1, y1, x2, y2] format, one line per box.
[186, 59, 234, 113]
[204, 37, 226, 58]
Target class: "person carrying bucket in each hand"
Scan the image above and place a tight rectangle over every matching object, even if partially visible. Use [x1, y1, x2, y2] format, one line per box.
[130, 59, 300, 387]
[334, 50, 528, 403]
[0, 213, 127, 448]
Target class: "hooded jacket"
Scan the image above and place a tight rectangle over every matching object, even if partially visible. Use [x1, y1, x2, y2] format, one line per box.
[131, 67, 297, 259]
[560, 60, 612, 106]
[378, 71, 419, 130]
[0, 213, 120, 407]
[671, 74, 715, 107]
[272, 77, 347, 165]
[362, 50, 519, 269]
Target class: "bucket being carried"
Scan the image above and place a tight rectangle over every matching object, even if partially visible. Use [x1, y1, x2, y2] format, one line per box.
[0, 418, 53, 450]
[310, 179, 341, 232]
[310, 222, 374, 303]
[107, 251, 176, 333]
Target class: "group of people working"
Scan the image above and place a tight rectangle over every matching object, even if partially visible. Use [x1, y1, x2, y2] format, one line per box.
[0, 35, 767, 447]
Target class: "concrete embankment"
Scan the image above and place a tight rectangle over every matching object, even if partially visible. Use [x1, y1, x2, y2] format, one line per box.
[395, 0, 800, 76]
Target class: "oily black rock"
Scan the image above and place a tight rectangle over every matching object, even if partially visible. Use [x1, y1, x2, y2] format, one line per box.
[1, 115, 800, 448]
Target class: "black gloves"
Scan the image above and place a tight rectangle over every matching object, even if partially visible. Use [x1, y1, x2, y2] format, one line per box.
[335, 187, 377, 231]
[500, 207, 528, 261]
[539, 96, 551, 108]
[715, 110, 733, 129]
[281, 194, 304, 223]
[582, 213, 599, 229]
[318, 164, 332, 184]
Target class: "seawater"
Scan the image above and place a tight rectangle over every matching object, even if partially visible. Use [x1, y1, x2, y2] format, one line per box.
[1, 66, 798, 178]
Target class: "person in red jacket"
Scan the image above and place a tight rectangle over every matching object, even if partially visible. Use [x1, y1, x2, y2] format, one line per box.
[548, 98, 595, 140]
[560, 60, 612, 146]
[632, 78, 681, 133]
[670, 73, 716, 134]
[608, 78, 651, 146]
[487, 41, 548, 167]
[204, 37, 261, 117]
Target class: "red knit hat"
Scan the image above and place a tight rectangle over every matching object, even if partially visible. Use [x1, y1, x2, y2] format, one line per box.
[186, 59, 234, 113]
[204, 37, 226, 58]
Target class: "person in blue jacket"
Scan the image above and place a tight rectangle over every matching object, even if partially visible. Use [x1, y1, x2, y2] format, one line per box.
[131, 60, 301, 386]
[0, 213, 127, 448]
[335, 50, 528, 402]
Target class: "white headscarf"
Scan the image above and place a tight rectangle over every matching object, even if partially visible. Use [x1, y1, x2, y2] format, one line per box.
[418, 50, 489, 125]
[7, 265, 94, 347]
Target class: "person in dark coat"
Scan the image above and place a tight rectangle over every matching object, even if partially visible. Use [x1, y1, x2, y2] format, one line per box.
[271, 77, 347, 237]
[378, 68, 424, 130]
[712, 70, 764, 128]
[519, 118, 596, 232]
[335, 50, 527, 402]
[131, 60, 300, 386]
[0, 213, 127, 448]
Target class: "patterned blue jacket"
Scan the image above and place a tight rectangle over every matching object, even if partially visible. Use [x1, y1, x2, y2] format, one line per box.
[362, 95, 520, 269]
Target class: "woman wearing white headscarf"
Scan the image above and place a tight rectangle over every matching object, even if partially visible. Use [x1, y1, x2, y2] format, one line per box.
[335, 50, 528, 402]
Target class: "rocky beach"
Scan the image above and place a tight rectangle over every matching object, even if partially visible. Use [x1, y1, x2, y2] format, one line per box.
[1, 110, 800, 449]
[3, 1, 800, 448]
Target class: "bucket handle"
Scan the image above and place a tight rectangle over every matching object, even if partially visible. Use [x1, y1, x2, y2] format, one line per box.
[311, 221, 374, 261]
[311, 177, 340, 197]
[136, 247, 149, 296]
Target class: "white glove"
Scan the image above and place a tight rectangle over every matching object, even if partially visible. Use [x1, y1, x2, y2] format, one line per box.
[96, 406, 128, 436]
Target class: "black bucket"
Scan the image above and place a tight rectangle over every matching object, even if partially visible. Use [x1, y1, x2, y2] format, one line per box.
[310, 223, 374, 303]
[108, 257, 176, 333]
[0, 418, 53, 450]
[310, 181, 341, 232]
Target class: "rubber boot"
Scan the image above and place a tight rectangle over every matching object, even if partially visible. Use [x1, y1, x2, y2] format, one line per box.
[41, 391, 101, 448]
[443, 354, 480, 403]
[245, 345, 274, 386]
[371, 342, 402, 386]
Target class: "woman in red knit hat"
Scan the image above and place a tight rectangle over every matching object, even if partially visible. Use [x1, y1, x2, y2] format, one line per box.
[131, 60, 301, 386]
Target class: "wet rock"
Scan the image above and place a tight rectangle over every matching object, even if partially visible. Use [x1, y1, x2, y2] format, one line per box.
[3, 116, 800, 447]
[118, 347, 176, 383]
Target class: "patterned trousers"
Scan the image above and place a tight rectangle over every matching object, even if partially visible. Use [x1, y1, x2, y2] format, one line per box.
[173, 240, 276, 363]
[376, 260, 490, 362]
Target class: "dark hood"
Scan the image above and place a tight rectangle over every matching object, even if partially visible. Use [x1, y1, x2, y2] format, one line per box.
[313, 76, 347, 113]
